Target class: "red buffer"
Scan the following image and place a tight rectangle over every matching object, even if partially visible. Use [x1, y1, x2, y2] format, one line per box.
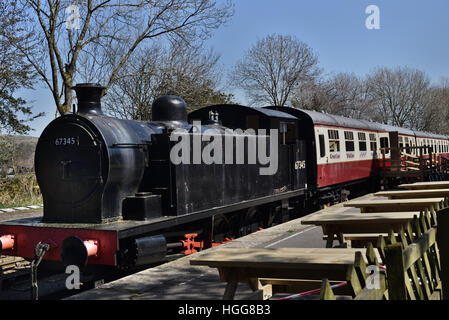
[0, 234, 14, 251]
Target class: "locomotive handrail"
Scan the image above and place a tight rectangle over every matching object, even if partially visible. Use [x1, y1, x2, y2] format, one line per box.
[110, 143, 151, 149]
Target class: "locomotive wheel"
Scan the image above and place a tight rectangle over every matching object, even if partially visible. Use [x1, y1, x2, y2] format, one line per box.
[211, 214, 232, 243]
[243, 207, 262, 235]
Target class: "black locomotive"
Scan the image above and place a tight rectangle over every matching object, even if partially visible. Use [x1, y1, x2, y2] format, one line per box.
[0, 83, 309, 268]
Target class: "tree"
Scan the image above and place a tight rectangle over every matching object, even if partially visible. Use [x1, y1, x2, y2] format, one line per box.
[366, 66, 431, 129]
[105, 43, 234, 119]
[230, 34, 320, 106]
[418, 79, 449, 134]
[15, 0, 234, 115]
[291, 73, 374, 120]
[0, 1, 43, 134]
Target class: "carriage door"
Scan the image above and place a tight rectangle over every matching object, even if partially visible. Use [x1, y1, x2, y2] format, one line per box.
[389, 131, 400, 171]
[281, 121, 306, 190]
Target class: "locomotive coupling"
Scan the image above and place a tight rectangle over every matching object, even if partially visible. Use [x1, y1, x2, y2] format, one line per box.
[61, 236, 99, 267]
[0, 234, 14, 252]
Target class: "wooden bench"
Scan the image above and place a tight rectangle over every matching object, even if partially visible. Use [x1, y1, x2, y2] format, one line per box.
[322, 210, 443, 300]
[399, 181, 449, 190]
[343, 198, 445, 213]
[302, 211, 420, 248]
[374, 189, 449, 199]
[190, 247, 383, 300]
[380, 211, 440, 300]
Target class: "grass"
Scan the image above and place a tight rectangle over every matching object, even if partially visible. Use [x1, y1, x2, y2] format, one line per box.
[0, 173, 42, 209]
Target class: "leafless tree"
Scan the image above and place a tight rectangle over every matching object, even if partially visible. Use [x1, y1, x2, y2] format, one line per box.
[417, 79, 449, 134]
[366, 66, 431, 129]
[291, 72, 374, 120]
[105, 42, 232, 119]
[230, 34, 320, 106]
[14, 0, 234, 115]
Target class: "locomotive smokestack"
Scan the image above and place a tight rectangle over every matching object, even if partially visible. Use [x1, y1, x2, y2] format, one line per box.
[73, 83, 106, 115]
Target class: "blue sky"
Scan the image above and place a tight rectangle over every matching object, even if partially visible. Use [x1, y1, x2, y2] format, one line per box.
[20, 0, 449, 137]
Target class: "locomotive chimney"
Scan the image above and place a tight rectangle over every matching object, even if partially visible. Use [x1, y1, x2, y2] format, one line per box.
[73, 83, 106, 115]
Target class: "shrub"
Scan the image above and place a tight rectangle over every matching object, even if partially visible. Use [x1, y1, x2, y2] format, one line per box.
[0, 173, 42, 208]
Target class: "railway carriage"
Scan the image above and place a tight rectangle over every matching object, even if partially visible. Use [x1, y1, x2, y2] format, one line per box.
[267, 106, 449, 203]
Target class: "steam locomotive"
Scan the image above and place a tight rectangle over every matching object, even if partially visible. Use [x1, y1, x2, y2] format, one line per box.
[0, 83, 448, 268]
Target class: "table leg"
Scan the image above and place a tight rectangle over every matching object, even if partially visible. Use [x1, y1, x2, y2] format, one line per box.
[337, 233, 348, 248]
[223, 280, 238, 300]
[326, 233, 334, 248]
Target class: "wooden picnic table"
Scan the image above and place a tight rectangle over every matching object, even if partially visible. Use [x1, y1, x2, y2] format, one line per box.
[374, 189, 449, 199]
[190, 247, 380, 299]
[399, 181, 449, 190]
[343, 198, 444, 213]
[301, 211, 419, 247]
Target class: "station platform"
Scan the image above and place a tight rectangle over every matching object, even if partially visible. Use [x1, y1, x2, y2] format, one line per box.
[68, 193, 376, 300]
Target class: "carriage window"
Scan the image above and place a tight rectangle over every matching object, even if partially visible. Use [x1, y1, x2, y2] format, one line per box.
[358, 132, 367, 151]
[405, 137, 410, 154]
[279, 122, 296, 144]
[319, 134, 325, 158]
[380, 137, 389, 154]
[380, 137, 389, 149]
[399, 136, 404, 149]
[369, 133, 377, 151]
[328, 130, 340, 152]
[344, 131, 354, 152]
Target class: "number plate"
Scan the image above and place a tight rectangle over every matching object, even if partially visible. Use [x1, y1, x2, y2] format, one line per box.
[54, 137, 78, 146]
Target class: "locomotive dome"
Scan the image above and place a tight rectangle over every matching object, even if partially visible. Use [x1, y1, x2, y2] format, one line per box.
[152, 95, 188, 122]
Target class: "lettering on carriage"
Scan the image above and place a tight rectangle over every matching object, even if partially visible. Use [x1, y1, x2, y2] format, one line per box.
[346, 153, 355, 159]
[360, 151, 367, 158]
[330, 153, 340, 160]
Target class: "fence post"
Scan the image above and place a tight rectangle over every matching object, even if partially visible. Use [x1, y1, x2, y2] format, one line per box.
[437, 207, 449, 299]
[385, 243, 408, 300]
